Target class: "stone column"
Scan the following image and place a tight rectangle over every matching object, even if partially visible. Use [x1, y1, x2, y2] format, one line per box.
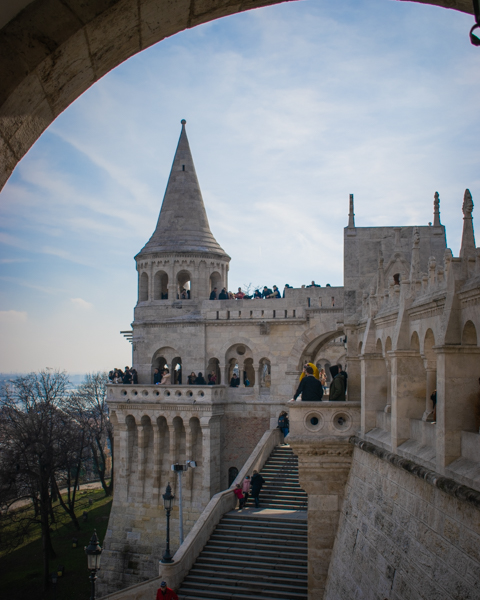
[152, 421, 161, 505]
[114, 418, 129, 503]
[290, 438, 354, 600]
[435, 345, 480, 472]
[345, 355, 360, 402]
[200, 416, 222, 499]
[137, 421, 146, 498]
[390, 350, 426, 451]
[385, 357, 392, 411]
[422, 361, 437, 421]
[360, 353, 388, 434]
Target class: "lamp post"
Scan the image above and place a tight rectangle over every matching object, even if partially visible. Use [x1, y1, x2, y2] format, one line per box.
[84, 529, 102, 600]
[171, 460, 196, 544]
[161, 483, 175, 564]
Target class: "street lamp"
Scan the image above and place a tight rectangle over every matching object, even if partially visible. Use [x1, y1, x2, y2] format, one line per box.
[161, 483, 175, 564]
[85, 530, 102, 600]
[171, 461, 197, 544]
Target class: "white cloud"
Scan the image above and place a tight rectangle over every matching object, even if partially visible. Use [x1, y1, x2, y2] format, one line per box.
[70, 298, 94, 310]
[0, 310, 28, 323]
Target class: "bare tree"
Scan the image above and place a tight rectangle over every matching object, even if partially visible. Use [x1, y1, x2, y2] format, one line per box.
[70, 372, 114, 496]
[0, 370, 71, 590]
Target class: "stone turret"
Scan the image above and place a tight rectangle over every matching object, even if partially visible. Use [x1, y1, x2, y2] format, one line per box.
[135, 120, 230, 302]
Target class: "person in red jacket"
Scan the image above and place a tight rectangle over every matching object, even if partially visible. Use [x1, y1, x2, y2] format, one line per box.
[156, 581, 178, 600]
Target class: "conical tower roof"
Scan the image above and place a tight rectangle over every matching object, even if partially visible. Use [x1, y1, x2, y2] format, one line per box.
[139, 120, 229, 257]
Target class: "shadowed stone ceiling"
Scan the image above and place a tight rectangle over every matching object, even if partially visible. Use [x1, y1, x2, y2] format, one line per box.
[0, 0, 475, 192]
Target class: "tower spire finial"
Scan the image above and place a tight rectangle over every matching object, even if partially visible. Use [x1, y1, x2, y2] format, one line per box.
[460, 189, 476, 259]
[138, 121, 229, 257]
[348, 193, 355, 228]
[433, 191, 441, 227]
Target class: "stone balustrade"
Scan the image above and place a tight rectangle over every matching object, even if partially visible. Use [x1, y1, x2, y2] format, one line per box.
[107, 383, 227, 405]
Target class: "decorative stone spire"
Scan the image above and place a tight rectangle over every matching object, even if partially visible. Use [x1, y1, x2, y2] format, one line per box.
[348, 194, 355, 228]
[139, 120, 229, 257]
[433, 191, 441, 226]
[460, 189, 476, 259]
[409, 227, 421, 281]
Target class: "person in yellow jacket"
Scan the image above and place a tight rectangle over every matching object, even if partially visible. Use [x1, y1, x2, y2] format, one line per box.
[299, 362, 319, 381]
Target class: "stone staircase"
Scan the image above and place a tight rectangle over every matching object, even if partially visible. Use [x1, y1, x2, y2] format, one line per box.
[177, 445, 308, 600]
[260, 445, 308, 510]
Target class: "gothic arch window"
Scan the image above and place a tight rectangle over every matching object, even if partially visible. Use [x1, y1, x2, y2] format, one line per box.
[206, 358, 221, 384]
[462, 320, 478, 346]
[139, 272, 149, 302]
[177, 270, 191, 299]
[210, 271, 222, 293]
[154, 271, 168, 300]
[172, 357, 182, 384]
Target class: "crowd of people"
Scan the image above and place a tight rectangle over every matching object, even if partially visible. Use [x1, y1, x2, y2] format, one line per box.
[209, 281, 331, 300]
[210, 284, 284, 300]
[232, 470, 265, 509]
[108, 366, 138, 384]
[292, 362, 348, 402]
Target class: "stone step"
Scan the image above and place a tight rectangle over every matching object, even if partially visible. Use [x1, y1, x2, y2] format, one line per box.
[209, 529, 308, 544]
[198, 549, 308, 568]
[179, 576, 307, 598]
[195, 556, 308, 574]
[220, 516, 307, 527]
[216, 523, 307, 537]
[178, 588, 307, 600]
[203, 542, 307, 560]
[188, 563, 308, 582]
[208, 535, 308, 551]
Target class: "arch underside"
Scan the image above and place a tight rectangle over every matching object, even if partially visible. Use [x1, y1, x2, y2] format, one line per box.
[0, 0, 474, 192]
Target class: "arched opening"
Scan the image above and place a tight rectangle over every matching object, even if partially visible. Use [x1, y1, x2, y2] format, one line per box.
[125, 415, 137, 486]
[225, 343, 254, 388]
[139, 272, 149, 302]
[410, 331, 420, 351]
[462, 320, 478, 346]
[206, 358, 221, 384]
[155, 416, 169, 498]
[244, 358, 255, 387]
[177, 270, 191, 299]
[228, 467, 239, 487]
[210, 272, 222, 294]
[186, 417, 202, 499]
[139, 415, 153, 495]
[423, 328, 437, 420]
[172, 356, 182, 384]
[154, 271, 169, 300]
[172, 417, 186, 465]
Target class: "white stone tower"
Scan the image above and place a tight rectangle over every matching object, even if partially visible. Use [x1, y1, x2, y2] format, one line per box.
[132, 121, 231, 383]
[135, 119, 230, 303]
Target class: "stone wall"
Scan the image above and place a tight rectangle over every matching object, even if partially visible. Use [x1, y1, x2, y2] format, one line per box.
[325, 444, 480, 600]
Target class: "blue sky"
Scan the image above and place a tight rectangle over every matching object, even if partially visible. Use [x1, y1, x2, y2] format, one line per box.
[0, 0, 479, 373]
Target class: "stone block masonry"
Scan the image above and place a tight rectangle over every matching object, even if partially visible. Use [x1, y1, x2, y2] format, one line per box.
[324, 444, 480, 600]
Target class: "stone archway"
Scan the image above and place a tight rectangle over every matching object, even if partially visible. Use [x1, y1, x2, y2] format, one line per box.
[0, 0, 475, 191]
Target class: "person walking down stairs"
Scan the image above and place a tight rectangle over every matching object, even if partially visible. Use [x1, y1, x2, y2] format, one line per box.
[249, 470, 265, 508]
[156, 581, 178, 600]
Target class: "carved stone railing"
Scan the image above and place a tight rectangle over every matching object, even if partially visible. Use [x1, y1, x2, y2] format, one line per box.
[107, 384, 226, 405]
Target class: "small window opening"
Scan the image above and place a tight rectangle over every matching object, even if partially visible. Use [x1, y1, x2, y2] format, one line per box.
[216, 311, 219, 320]
[293, 309, 296, 317]
[250, 311, 253, 318]
[284, 310, 288, 318]
[393, 273, 400, 285]
[182, 164, 185, 171]
[273, 310, 276, 318]
[307, 297, 311, 307]
[331, 297, 335, 307]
